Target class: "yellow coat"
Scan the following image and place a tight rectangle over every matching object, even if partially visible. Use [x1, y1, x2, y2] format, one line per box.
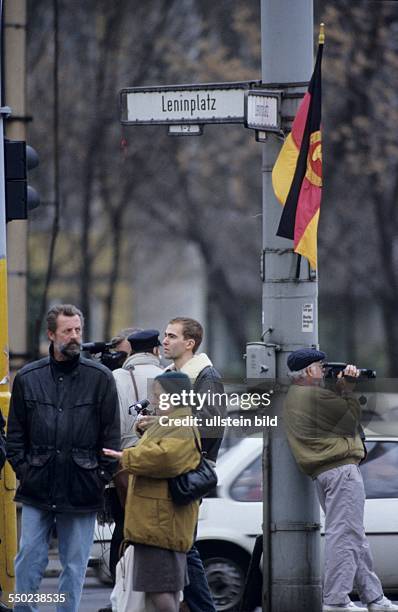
[121, 407, 201, 552]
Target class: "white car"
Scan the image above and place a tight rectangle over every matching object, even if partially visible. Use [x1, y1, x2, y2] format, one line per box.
[196, 435, 398, 611]
[196, 437, 263, 611]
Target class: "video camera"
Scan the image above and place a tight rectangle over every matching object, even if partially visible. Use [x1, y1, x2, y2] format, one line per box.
[81, 341, 127, 371]
[324, 362, 376, 379]
[128, 399, 150, 416]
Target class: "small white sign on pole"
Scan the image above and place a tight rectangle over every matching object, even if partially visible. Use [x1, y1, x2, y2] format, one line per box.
[302, 303, 314, 333]
[245, 90, 281, 132]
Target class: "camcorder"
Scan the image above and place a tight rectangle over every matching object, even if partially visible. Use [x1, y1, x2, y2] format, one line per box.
[135, 399, 151, 415]
[129, 399, 151, 416]
[135, 399, 150, 415]
[81, 341, 127, 371]
[324, 362, 376, 379]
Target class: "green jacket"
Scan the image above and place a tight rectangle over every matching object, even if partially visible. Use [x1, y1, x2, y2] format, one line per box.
[121, 407, 200, 552]
[283, 384, 365, 478]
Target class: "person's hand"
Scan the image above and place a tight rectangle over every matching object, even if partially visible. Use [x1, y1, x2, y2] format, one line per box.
[102, 448, 123, 460]
[336, 364, 360, 392]
[136, 414, 158, 433]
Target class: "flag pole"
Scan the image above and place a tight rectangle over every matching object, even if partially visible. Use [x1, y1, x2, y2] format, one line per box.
[319, 22, 325, 45]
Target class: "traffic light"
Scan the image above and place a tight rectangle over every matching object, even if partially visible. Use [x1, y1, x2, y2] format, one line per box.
[4, 139, 39, 222]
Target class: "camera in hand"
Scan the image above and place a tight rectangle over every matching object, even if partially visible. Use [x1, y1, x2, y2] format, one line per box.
[324, 362, 376, 379]
[81, 341, 127, 371]
[128, 399, 150, 416]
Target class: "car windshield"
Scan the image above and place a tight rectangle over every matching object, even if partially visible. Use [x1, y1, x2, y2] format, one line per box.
[229, 455, 263, 502]
[360, 440, 398, 499]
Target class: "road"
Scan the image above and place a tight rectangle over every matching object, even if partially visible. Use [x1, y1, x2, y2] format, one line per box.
[41, 575, 112, 612]
[41, 574, 262, 611]
[24, 575, 398, 611]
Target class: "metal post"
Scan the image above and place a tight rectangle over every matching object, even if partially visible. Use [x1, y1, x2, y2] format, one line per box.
[0, 0, 17, 600]
[4, 0, 29, 372]
[261, 1, 322, 610]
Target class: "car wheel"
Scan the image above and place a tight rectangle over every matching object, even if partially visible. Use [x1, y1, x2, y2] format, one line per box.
[201, 546, 250, 611]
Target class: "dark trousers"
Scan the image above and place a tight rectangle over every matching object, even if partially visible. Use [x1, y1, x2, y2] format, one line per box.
[184, 543, 216, 612]
[108, 488, 125, 583]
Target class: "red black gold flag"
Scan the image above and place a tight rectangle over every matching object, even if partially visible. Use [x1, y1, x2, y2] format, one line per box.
[272, 26, 324, 269]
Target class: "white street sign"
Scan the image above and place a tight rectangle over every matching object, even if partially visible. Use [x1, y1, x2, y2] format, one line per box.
[120, 83, 257, 125]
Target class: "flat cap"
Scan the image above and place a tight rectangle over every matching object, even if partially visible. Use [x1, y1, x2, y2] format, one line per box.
[128, 329, 161, 353]
[287, 348, 326, 372]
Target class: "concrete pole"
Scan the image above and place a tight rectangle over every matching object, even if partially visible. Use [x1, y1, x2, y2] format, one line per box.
[0, 0, 17, 600]
[261, 1, 322, 611]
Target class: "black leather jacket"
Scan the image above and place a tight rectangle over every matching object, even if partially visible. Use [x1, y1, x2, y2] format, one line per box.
[6, 352, 120, 513]
[194, 365, 226, 463]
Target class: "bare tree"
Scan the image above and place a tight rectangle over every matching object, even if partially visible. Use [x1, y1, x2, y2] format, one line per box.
[26, 0, 262, 363]
[317, 0, 398, 374]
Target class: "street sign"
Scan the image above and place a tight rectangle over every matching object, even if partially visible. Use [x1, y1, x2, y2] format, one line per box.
[245, 90, 281, 132]
[119, 82, 260, 126]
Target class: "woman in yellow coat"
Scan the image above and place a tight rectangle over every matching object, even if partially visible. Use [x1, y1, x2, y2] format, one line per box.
[103, 371, 201, 612]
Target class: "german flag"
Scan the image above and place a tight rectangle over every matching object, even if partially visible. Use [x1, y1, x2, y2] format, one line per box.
[272, 27, 324, 269]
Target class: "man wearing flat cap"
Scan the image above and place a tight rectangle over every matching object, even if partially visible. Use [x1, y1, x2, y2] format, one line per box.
[113, 329, 163, 449]
[284, 348, 397, 612]
[108, 329, 163, 582]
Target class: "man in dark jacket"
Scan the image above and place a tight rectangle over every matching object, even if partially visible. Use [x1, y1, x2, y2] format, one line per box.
[6, 304, 120, 612]
[163, 316, 225, 612]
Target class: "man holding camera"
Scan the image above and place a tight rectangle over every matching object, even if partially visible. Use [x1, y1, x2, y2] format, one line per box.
[284, 348, 398, 612]
[113, 329, 163, 450]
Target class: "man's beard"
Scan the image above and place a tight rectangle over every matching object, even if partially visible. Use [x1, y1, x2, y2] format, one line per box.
[60, 340, 81, 359]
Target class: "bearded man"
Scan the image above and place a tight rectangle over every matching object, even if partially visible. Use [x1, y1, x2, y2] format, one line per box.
[7, 304, 120, 612]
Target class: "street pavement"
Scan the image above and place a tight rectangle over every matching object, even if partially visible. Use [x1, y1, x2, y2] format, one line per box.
[41, 575, 112, 612]
[34, 575, 398, 611]
[41, 573, 263, 611]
